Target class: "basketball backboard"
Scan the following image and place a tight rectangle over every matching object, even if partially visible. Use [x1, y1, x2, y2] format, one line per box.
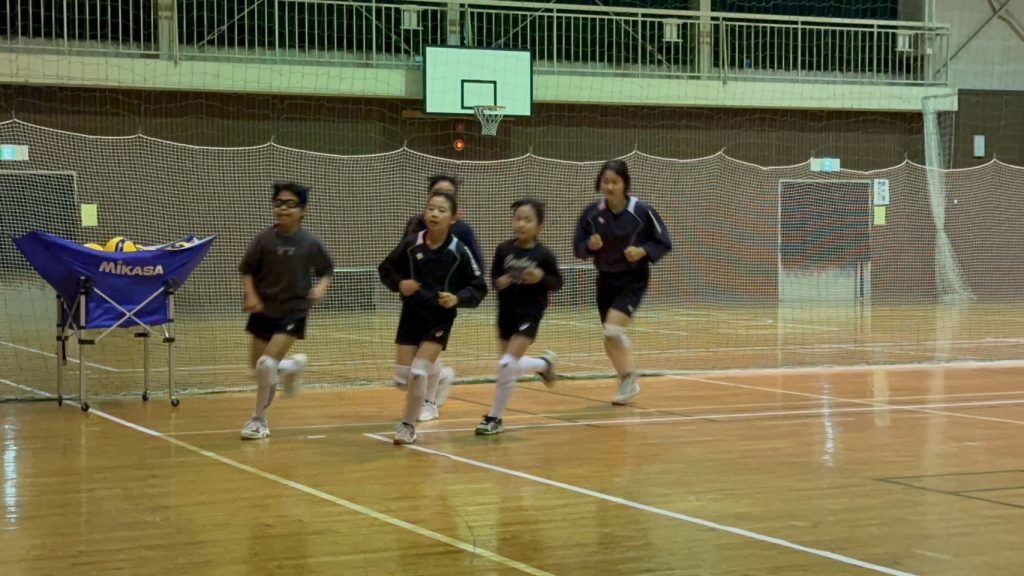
[424, 46, 532, 117]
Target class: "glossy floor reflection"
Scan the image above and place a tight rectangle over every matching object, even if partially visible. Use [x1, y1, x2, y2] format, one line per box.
[2, 364, 1023, 575]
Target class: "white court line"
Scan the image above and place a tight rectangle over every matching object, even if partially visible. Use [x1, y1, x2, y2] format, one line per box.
[0, 377, 52, 397]
[912, 549, 953, 561]
[166, 419, 405, 436]
[649, 358, 1024, 378]
[557, 337, 1024, 356]
[889, 389, 1024, 401]
[363, 433, 915, 576]
[635, 309, 728, 319]
[675, 375, 1024, 426]
[764, 321, 842, 331]
[374, 398, 1024, 436]
[165, 398, 836, 437]
[165, 391, 1024, 438]
[545, 319, 688, 337]
[553, 344, 1003, 363]
[0, 339, 119, 372]
[0, 379, 553, 576]
[715, 321, 840, 332]
[120, 358, 380, 373]
[846, 342, 978, 359]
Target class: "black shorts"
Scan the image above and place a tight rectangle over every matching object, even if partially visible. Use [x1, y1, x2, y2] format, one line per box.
[395, 308, 456, 350]
[596, 269, 649, 322]
[246, 313, 307, 341]
[497, 307, 545, 341]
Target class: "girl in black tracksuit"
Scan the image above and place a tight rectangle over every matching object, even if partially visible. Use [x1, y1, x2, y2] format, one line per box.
[379, 189, 487, 445]
[573, 159, 672, 406]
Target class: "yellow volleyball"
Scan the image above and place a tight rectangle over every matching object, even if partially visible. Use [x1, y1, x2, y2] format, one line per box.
[105, 237, 137, 252]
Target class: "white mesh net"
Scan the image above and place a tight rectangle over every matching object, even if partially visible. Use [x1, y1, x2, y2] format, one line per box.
[1, 0, 1023, 402]
[2, 119, 1024, 401]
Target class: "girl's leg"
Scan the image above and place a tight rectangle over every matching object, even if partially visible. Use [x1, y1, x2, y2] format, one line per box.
[249, 337, 268, 372]
[603, 309, 640, 404]
[242, 336, 268, 435]
[253, 333, 296, 419]
[424, 356, 444, 403]
[393, 345, 417, 389]
[402, 342, 444, 425]
[488, 336, 532, 418]
[418, 358, 448, 422]
[602, 309, 634, 378]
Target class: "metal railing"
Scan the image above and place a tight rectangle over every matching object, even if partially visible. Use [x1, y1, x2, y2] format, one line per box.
[1, 0, 950, 84]
[2, 0, 160, 54]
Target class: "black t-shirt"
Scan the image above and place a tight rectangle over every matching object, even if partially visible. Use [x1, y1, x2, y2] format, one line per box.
[492, 239, 563, 313]
[239, 226, 333, 317]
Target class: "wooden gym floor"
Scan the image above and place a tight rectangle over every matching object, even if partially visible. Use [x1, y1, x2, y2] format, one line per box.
[2, 363, 1023, 575]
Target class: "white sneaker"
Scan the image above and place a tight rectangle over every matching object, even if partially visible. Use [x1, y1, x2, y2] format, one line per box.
[539, 351, 557, 388]
[611, 372, 640, 405]
[240, 417, 270, 439]
[417, 400, 439, 422]
[434, 366, 455, 407]
[280, 353, 308, 397]
[394, 422, 416, 445]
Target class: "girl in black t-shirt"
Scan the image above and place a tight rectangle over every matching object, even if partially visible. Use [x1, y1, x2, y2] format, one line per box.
[238, 182, 333, 440]
[476, 198, 563, 436]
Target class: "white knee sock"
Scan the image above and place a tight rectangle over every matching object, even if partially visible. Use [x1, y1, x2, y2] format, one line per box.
[519, 356, 547, 374]
[403, 358, 431, 424]
[424, 361, 443, 404]
[488, 354, 522, 418]
[254, 355, 278, 420]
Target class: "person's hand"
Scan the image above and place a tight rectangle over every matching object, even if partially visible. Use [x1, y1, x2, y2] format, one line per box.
[624, 246, 647, 263]
[243, 294, 264, 313]
[522, 267, 544, 284]
[307, 284, 327, 304]
[399, 279, 421, 297]
[495, 274, 513, 290]
[587, 234, 603, 251]
[438, 292, 459, 308]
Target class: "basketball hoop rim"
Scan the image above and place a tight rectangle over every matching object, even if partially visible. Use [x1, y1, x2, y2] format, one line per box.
[473, 105, 506, 114]
[474, 106, 506, 136]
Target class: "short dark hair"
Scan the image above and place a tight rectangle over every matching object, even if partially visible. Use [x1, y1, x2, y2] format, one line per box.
[594, 159, 631, 195]
[273, 181, 309, 207]
[428, 174, 459, 194]
[511, 197, 546, 224]
[428, 189, 457, 214]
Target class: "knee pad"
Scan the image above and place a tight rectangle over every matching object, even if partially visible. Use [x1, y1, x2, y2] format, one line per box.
[409, 358, 432, 394]
[410, 358, 432, 382]
[429, 360, 443, 378]
[392, 365, 411, 389]
[496, 354, 521, 387]
[602, 324, 631, 347]
[255, 355, 279, 385]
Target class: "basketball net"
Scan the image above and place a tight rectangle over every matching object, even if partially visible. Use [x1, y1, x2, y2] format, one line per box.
[474, 106, 506, 136]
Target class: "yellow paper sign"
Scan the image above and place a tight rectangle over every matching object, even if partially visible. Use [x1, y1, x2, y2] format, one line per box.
[81, 204, 98, 227]
[873, 205, 886, 226]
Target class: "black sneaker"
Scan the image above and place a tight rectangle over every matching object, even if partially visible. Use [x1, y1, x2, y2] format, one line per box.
[475, 416, 504, 436]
